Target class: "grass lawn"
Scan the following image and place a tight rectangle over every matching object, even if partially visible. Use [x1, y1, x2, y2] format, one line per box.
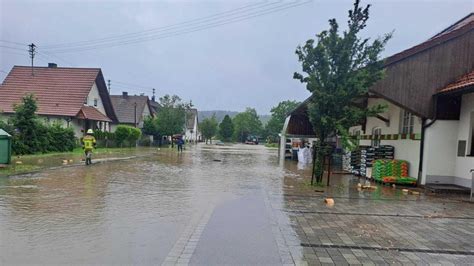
[0, 146, 161, 177]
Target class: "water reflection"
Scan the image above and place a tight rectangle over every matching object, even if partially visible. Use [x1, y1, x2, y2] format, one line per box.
[0, 144, 297, 264]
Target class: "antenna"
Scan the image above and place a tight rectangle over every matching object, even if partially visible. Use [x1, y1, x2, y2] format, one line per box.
[28, 43, 36, 76]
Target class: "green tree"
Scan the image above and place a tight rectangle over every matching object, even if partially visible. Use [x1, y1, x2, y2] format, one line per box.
[155, 95, 188, 137]
[142, 116, 157, 136]
[115, 125, 130, 147]
[265, 100, 300, 142]
[232, 108, 263, 142]
[294, 0, 390, 185]
[127, 127, 142, 147]
[10, 94, 44, 154]
[219, 115, 234, 142]
[199, 115, 218, 144]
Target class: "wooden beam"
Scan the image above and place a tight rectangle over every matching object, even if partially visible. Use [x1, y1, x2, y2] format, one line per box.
[375, 114, 390, 125]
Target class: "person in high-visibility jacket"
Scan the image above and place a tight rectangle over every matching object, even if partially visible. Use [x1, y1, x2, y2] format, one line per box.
[82, 129, 97, 165]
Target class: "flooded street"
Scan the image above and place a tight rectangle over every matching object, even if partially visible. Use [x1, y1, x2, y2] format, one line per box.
[0, 144, 300, 265]
[1, 144, 474, 265]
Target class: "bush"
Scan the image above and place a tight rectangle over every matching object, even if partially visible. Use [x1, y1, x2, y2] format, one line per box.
[115, 125, 130, 147]
[47, 123, 76, 152]
[114, 125, 142, 147]
[128, 127, 141, 147]
[2, 95, 76, 154]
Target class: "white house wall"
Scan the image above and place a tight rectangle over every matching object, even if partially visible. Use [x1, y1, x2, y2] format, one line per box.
[86, 82, 106, 115]
[184, 116, 199, 142]
[422, 120, 459, 185]
[365, 98, 422, 134]
[454, 93, 474, 187]
[422, 92, 474, 187]
[139, 104, 151, 128]
[352, 98, 422, 178]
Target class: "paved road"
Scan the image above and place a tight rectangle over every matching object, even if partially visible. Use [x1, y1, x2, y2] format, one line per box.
[1, 144, 473, 265]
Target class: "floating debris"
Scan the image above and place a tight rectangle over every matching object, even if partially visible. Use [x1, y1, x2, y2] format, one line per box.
[324, 198, 335, 206]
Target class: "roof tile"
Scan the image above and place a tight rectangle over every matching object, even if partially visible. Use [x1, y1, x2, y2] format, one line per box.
[438, 70, 474, 94]
[0, 66, 100, 117]
[77, 106, 112, 122]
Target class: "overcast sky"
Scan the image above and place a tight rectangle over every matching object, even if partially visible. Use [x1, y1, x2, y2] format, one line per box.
[0, 0, 472, 114]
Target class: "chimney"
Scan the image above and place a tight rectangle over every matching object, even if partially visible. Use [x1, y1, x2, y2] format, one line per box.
[48, 63, 57, 68]
[122, 91, 128, 97]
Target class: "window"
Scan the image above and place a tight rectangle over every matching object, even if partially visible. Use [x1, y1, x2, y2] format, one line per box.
[400, 110, 414, 134]
[351, 129, 361, 146]
[84, 97, 88, 105]
[371, 127, 381, 147]
[458, 140, 466, 157]
[94, 98, 98, 107]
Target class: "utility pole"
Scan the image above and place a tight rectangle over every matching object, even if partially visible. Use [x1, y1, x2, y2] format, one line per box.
[28, 43, 36, 76]
[134, 102, 137, 128]
[107, 79, 111, 94]
[152, 88, 155, 102]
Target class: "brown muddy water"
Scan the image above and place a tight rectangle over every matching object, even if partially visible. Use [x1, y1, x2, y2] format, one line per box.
[0, 144, 308, 264]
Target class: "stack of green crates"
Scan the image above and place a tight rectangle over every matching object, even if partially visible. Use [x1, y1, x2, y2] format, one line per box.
[372, 160, 386, 181]
[372, 159, 416, 185]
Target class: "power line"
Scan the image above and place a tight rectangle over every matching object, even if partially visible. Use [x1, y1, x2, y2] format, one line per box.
[40, 1, 280, 49]
[36, 50, 75, 66]
[0, 40, 27, 46]
[0, 45, 27, 52]
[45, 1, 307, 52]
[113, 80, 155, 89]
[1, 42, 74, 66]
[43, 1, 311, 53]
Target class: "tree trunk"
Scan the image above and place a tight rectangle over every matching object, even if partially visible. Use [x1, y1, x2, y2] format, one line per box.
[312, 132, 327, 186]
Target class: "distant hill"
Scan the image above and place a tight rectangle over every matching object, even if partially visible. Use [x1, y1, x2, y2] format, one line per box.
[198, 110, 271, 125]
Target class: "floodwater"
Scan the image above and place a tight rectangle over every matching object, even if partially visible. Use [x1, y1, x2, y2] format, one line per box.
[0, 144, 306, 265]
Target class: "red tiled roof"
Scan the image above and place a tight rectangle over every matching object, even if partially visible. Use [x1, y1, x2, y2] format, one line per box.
[0, 66, 100, 116]
[77, 106, 112, 122]
[438, 70, 474, 94]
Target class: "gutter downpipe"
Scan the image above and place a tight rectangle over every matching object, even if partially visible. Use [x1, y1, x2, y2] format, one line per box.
[417, 95, 438, 186]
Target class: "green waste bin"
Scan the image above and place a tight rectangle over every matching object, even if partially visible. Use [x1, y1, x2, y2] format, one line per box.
[0, 129, 12, 164]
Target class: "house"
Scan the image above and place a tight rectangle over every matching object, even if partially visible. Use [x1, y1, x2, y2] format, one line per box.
[0, 64, 117, 137]
[280, 100, 317, 159]
[184, 108, 200, 142]
[110, 92, 153, 129]
[362, 12, 474, 187]
[281, 13, 474, 187]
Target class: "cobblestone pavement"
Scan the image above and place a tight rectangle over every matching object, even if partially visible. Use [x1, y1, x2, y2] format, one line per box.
[268, 171, 474, 265]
